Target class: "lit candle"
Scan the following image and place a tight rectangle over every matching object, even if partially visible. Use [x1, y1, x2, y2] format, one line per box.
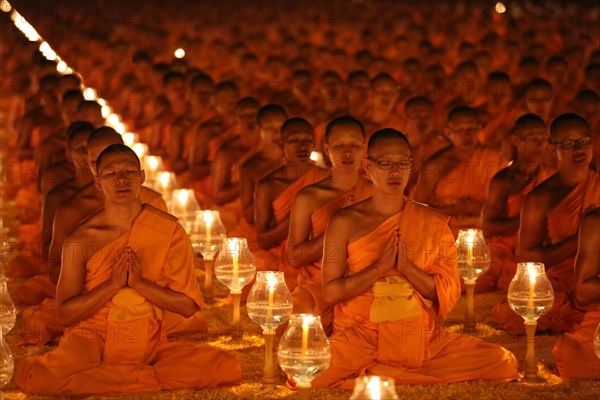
[177, 190, 189, 224]
[159, 172, 170, 198]
[267, 272, 277, 318]
[147, 156, 159, 181]
[466, 231, 474, 264]
[228, 238, 239, 282]
[122, 132, 137, 147]
[366, 376, 381, 400]
[528, 263, 537, 313]
[204, 210, 213, 243]
[301, 315, 315, 357]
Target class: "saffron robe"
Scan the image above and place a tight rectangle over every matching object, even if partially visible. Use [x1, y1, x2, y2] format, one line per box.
[477, 167, 553, 293]
[493, 171, 600, 334]
[311, 201, 519, 388]
[293, 179, 372, 331]
[430, 147, 506, 233]
[552, 306, 600, 379]
[16, 206, 241, 395]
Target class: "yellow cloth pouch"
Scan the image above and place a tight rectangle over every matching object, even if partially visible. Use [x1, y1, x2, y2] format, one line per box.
[369, 276, 432, 323]
[108, 288, 162, 321]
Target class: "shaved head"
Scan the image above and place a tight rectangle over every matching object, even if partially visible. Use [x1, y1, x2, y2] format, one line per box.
[96, 143, 140, 172]
[513, 113, 546, 136]
[281, 117, 313, 139]
[87, 127, 124, 148]
[368, 128, 411, 157]
[550, 113, 590, 140]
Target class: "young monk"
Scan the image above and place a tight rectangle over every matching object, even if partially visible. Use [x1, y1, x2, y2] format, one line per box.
[552, 207, 600, 379]
[493, 113, 599, 334]
[14, 123, 95, 306]
[18, 127, 168, 346]
[478, 114, 553, 293]
[363, 73, 402, 135]
[16, 144, 241, 395]
[413, 106, 506, 234]
[311, 128, 518, 389]
[286, 116, 372, 331]
[254, 117, 329, 287]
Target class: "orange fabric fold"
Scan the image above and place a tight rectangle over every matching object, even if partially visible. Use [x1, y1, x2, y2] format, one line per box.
[16, 205, 241, 395]
[312, 200, 518, 388]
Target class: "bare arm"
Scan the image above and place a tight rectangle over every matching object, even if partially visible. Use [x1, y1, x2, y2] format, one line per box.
[286, 190, 323, 267]
[322, 214, 398, 306]
[254, 179, 289, 248]
[127, 249, 198, 317]
[574, 211, 600, 308]
[397, 234, 438, 302]
[481, 177, 519, 237]
[519, 192, 578, 266]
[48, 205, 81, 284]
[56, 236, 126, 325]
[212, 152, 240, 205]
[40, 190, 63, 259]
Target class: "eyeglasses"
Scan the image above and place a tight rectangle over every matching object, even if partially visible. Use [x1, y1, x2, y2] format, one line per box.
[550, 136, 592, 149]
[368, 157, 413, 170]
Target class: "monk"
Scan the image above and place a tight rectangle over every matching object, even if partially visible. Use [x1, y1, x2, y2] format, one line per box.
[363, 73, 402, 135]
[39, 100, 105, 197]
[523, 78, 555, 123]
[16, 144, 241, 395]
[478, 114, 553, 293]
[552, 207, 600, 379]
[286, 116, 372, 331]
[14, 123, 95, 306]
[311, 128, 518, 389]
[254, 117, 329, 287]
[413, 106, 506, 234]
[493, 113, 599, 334]
[211, 97, 261, 231]
[19, 127, 168, 346]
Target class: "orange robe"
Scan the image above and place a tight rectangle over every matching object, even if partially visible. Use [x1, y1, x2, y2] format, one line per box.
[18, 192, 201, 345]
[477, 167, 553, 293]
[493, 171, 600, 334]
[311, 201, 519, 389]
[16, 206, 241, 395]
[430, 146, 506, 234]
[294, 179, 372, 331]
[552, 306, 600, 379]
[273, 166, 329, 290]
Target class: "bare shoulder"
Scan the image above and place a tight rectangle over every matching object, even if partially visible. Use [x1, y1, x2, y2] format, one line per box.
[527, 173, 558, 200]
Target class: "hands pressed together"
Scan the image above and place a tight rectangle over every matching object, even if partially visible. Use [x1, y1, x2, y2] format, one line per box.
[377, 227, 411, 277]
[111, 247, 144, 290]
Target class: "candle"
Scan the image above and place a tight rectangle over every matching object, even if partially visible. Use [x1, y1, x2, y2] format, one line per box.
[466, 231, 475, 264]
[301, 315, 315, 357]
[147, 156, 159, 181]
[366, 376, 381, 400]
[177, 190, 189, 224]
[267, 272, 277, 318]
[228, 238, 239, 282]
[159, 172, 170, 197]
[528, 263, 537, 313]
[204, 210, 213, 243]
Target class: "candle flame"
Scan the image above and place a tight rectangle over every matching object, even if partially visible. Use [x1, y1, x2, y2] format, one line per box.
[177, 189, 189, 205]
[204, 210, 214, 226]
[106, 113, 120, 126]
[267, 272, 278, 289]
[227, 238, 239, 253]
[148, 156, 159, 171]
[101, 105, 111, 118]
[495, 2, 507, 14]
[465, 229, 476, 245]
[84, 87, 97, 100]
[122, 132, 136, 147]
[56, 61, 67, 73]
[302, 315, 315, 329]
[174, 48, 186, 59]
[132, 143, 147, 158]
[527, 262, 538, 285]
[159, 172, 171, 188]
[366, 376, 381, 400]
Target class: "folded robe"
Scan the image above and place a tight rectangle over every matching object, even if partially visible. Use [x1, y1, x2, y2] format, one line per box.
[311, 200, 519, 388]
[16, 205, 241, 395]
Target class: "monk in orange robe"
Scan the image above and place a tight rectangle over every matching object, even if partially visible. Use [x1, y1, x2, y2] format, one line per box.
[16, 144, 241, 395]
[493, 114, 599, 334]
[19, 127, 202, 345]
[255, 117, 329, 288]
[311, 129, 517, 389]
[287, 117, 372, 332]
[478, 114, 553, 293]
[231, 105, 287, 269]
[552, 207, 600, 379]
[414, 106, 506, 234]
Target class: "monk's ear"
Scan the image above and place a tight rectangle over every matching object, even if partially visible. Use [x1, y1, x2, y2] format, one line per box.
[322, 142, 330, 158]
[442, 126, 451, 138]
[362, 158, 371, 176]
[94, 175, 103, 191]
[139, 170, 146, 185]
[64, 144, 74, 162]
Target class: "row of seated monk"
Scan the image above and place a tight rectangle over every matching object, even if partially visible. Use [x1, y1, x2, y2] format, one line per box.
[6, 105, 599, 394]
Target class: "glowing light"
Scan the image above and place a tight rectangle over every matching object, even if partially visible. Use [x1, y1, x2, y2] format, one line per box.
[122, 132, 138, 147]
[56, 61, 68, 73]
[114, 122, 126, 134]
[174, 48, 186, 59]
[495, 2, 506, 13]
[64, 67, 73, 74]
[101, 105, 111, 118]
[366, 376, 381, 400]
[106, 113, 120, 126]
[96, 98, 107, 107]
[84, 87, 97, 100]
[1, 0, 12, 13]
[132, 143, 148, 158]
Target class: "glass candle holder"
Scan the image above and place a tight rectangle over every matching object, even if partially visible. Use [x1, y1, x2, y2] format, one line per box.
[154, 171, 178, 200]
[507, 262, 554, 380]
[456, 228, 491, 331]
[131, 142, 149, 159]
[0, 276, 16, 334]
[141, 155, 165, 185]
[247, 271, 293, 383]
[215, 238, 256, 324]
[277, 314, 331, 389]
[122, 132, 139, 147]
[169, 189, 200, 234]
[349, 376, 399, 400]
[0, 326, 13, 388]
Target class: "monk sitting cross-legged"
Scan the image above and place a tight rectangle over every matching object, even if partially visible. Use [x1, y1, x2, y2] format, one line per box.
[413, 106, 506, 235]
[552, 207, 600, 380]
[16, 144, 241, 395]
[254, 117, 329, 288]
[310, 129, 518, 389]
[478, 114, 554, 293]
[286, 116, 372, 333]
[493, 113, 599, 334]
